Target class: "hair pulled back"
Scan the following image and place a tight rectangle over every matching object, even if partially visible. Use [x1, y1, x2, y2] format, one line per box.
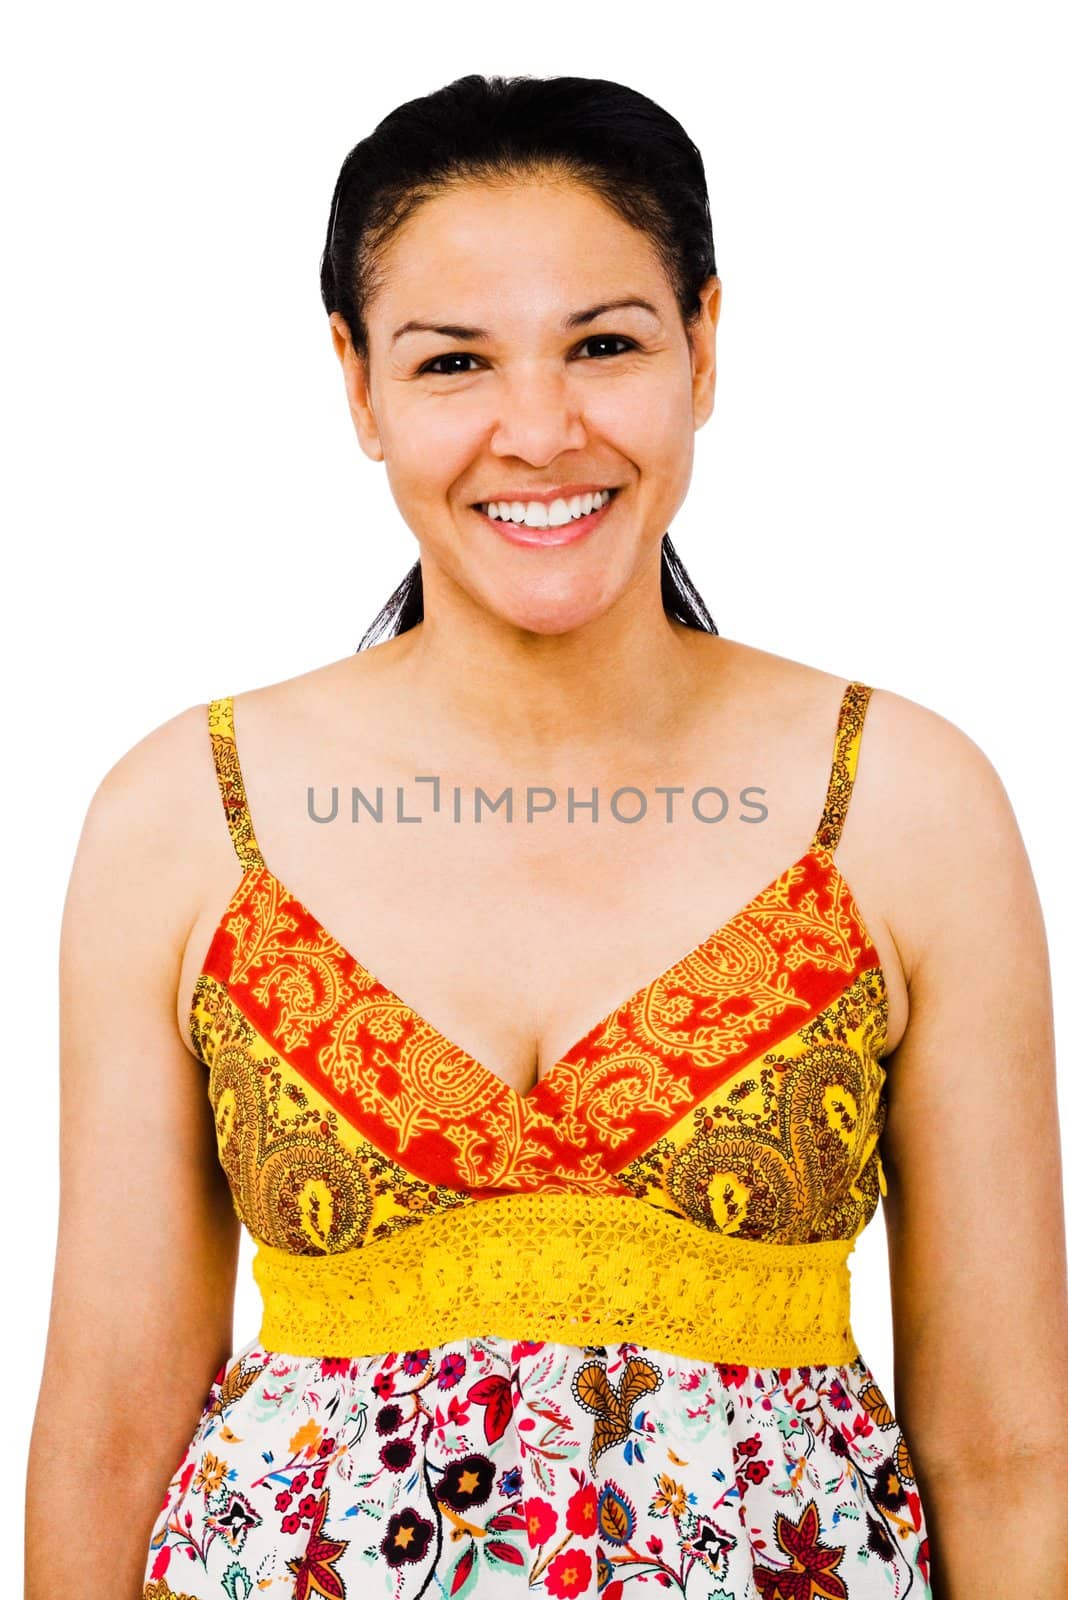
[320, 73, 719, 647]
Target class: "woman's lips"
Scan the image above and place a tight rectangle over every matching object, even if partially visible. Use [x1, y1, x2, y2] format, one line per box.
[475, 487, 620, 548]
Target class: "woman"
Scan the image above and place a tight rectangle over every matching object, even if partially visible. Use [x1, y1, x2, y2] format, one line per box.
[26, 73, 1068, 1600]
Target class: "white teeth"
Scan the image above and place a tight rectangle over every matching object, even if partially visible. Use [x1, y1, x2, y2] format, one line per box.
[483, 488, 613, 524]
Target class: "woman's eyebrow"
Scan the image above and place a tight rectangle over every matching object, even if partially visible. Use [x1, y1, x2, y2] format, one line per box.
[390, 297, 663, 346]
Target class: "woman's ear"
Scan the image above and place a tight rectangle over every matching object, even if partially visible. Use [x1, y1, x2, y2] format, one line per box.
[329, 312, 384, 462]
[691, 276, 721, 431]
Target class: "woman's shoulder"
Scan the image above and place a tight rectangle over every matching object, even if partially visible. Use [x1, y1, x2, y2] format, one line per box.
[87, 695, 233, 852]
[859, 679, 1009, 800]
[860, 684, 1027, 908]
[60, 697, 233, 1001]
[78, 648, 402, 870]
[820, 670, 1028, 991]
[771, 654, 1034, 1020]
[711, 635, 1006, 789]
[710, 638, 1023, 893]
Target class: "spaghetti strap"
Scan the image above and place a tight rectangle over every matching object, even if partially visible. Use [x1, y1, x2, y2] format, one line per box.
[811, 681, 874, 855]
[206, 695, 266, 872]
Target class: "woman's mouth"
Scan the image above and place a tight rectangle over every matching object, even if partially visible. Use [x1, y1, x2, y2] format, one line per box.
[472, 486, 622, 548]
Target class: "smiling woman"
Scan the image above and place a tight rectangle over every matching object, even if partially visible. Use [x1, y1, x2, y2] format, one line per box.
[329, 173, 721, 642]
[26, 71, 1068, 1600]
[322, 81, 720, 647]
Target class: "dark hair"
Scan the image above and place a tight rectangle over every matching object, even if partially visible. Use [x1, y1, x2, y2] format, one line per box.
[319, 73, 719, 648]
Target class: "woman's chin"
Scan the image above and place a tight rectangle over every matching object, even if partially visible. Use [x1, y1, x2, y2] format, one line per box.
[485, 589, 618, 637]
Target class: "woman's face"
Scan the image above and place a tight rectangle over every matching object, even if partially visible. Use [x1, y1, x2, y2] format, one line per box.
[330, 178, 720, 636]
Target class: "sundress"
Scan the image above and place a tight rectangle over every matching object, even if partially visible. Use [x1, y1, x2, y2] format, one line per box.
[142, 680, 933, 1599]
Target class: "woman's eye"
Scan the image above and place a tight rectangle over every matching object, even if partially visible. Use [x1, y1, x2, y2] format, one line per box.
[420, 352, 482, 376]
[578, 334, 637, 359]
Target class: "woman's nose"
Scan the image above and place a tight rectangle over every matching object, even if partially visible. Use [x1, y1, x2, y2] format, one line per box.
[488, 364, 589, 464]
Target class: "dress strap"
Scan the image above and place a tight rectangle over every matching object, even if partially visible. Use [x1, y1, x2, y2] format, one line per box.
[811, 681, 874, 855]
[206, 696, 266, 872]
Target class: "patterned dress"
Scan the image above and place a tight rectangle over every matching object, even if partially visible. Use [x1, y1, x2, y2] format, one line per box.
[143, 681, 932, 1599]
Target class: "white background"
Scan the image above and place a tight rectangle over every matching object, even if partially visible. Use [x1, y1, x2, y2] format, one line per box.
[5, 0, 1065, 1564]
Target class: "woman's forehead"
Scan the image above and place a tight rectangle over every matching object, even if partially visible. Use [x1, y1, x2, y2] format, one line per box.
[369, 184, 669, 328]
[388, 179, 648, 254]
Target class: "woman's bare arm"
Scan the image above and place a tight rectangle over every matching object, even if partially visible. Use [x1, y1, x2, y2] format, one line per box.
[875, 694, 1068, 1597]
[25, 705, 241, 1599]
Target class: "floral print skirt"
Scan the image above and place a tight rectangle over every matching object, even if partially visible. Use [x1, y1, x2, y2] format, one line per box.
[142, 1332, 932, 1599]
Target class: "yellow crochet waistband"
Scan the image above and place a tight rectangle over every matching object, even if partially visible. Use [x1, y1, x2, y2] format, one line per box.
[251, 1194, 860, 1367]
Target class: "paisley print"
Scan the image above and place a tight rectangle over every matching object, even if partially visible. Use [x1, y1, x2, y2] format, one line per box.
[142, 681, 933, 1596]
